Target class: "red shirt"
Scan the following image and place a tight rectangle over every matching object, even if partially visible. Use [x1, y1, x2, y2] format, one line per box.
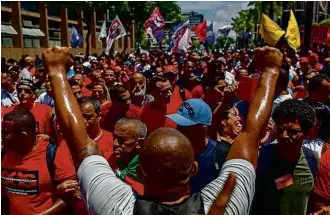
[190, 84, 205, 99]
[60, 129, 114, 162]
[82, 87, 92, 97]
[1, 140, 76, 215]
[2, 103, 52, 135]
[313, 149, 330, 200]
[172, 85, 192, 103]
[100, 102, 112, 129]
[139, 101, 181, 134]
[124, 175, 144, 195]
[104, 104, 140, 132]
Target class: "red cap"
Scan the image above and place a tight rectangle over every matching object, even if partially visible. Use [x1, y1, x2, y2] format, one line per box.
[300, 57, 308, 64]
[163, 65, 178, 75]
[310, 53, 319, 59]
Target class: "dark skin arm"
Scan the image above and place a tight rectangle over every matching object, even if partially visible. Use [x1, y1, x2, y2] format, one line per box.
[226, 47, 282, 168]
[43, 47, 101, 168]
[33, 200, 67, 215]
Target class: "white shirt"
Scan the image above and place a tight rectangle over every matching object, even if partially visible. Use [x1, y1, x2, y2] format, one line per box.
[19, 68, 32, 80]
[78, 156, 255, 215]
[37, 92, 54, 107]
[1, 89, 19, 107]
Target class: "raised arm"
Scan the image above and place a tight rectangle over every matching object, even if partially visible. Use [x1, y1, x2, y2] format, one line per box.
[226, 47, 282, 168]
[42, 47, 101, 167]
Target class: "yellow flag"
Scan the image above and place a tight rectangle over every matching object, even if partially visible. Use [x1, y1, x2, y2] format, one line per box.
[285, 10, 300, 52]
[259, 13, 285, 46]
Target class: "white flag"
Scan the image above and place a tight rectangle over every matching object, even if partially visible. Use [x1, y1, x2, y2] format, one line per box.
[177, 28, 192, 52]
[98, 21, 107, 45]
[105, 15, 127, 55]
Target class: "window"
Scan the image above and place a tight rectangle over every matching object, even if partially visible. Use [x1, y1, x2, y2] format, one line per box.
[1, 1, 10, 7]
[21, 1, 39, 13]
[1, 35, 13, 47]
[68, 8, 78, 21]
[49, 40, 61, 47]
[23, 36, 40, 48]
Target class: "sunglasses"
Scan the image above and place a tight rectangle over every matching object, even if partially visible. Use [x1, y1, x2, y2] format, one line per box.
[276, 126, 301, 136]
[17, 88, 32, 94]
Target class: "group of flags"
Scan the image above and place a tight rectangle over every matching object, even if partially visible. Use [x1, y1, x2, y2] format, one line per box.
[144, 8, 208, 53]
[259, 10, 300, 52]
[70, 15, 127, 55]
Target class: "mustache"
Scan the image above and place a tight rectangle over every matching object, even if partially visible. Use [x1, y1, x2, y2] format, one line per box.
[132, 86, 146, 96]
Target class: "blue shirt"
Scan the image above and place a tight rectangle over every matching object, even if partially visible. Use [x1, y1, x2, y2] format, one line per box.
[190, 138, 218, 194]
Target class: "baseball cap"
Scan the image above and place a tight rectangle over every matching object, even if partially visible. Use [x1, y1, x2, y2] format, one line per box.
[17, 79, 36, 92]
[217, 57, 226, 65]
[165, 99, 212, 126]
[300, 57, 308, 64]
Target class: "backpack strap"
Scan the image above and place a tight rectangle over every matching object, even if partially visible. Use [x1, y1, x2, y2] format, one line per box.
[179, 85, 186, 101]
[46, 137, 58, 182]
[302, 146, 319, 179]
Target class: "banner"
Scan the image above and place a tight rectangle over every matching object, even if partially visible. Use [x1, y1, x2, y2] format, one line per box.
[70, 26, 83, 48]
[193, 21, 207, 41]
[285, 10, 300, 52]
[177, 27, 192, 52]
[144, 8, 165, 39]
[300, 26, 330, 45]
[259, 13, 285, 46]
[218, 25, 232, 38]
[105, 15, 127, 55]
[98, 21, 107, 46]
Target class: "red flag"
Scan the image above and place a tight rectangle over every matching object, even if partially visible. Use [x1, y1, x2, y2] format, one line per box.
[144, 8, 165, 39]
[193, 21, 207, 42]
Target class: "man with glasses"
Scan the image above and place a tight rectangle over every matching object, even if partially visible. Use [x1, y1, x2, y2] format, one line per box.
[251, 99, 318, 215]
[2, 79, 52, 136]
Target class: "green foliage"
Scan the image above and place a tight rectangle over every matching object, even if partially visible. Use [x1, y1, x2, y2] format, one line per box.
[319, 18, 330, 26]
[232, 2, 283, 34]
[192, 39, 200, 49]
[215, 37, 235, 49]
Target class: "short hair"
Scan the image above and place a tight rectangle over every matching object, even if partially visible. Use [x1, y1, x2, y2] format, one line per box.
[272, 99, 316, 131]
[110, 84, 128, 101]
[77, 96, 101, 114]
[3, 109, 37, 134]
[308, 74, 330, 94]
[149, 75, 169, 92]
[277, 68, 289, 90]
[69, 79, 80, 87]
[116, 118, 147, 139]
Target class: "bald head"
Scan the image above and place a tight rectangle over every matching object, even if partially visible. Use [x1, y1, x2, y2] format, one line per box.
[133, 72, 144, 79]
[140, 128, 194, 187]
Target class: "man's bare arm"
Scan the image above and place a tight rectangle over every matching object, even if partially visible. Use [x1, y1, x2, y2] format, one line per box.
[43, 47, 101, 167]
[226, 47, 282, 168]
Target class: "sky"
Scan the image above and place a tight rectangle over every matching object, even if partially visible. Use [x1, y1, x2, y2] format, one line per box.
[177, 1, 250, 32]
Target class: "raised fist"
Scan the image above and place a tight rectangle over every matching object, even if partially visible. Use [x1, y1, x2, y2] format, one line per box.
[42, 46, 73, 74]
[253, 46, 283, 71]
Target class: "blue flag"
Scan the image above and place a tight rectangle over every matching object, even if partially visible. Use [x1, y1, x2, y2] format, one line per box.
[70, 26, 83, 48]
[169, 24, 182, 51]
[155, 28, 165, 41]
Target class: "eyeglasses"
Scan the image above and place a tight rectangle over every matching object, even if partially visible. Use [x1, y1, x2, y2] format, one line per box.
[276, 126, 302, 136]
[17, 88, 32, 94]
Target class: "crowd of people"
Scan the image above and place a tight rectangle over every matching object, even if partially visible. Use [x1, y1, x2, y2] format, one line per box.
[1, 43, 330, 215]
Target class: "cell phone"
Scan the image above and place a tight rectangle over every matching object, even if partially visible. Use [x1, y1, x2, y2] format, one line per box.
[236, 74, 260, 102]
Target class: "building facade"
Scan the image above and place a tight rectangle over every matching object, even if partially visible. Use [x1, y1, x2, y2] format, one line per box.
[1, 1, 135, 60]
[293, 1, 330, 26]
[182, 11, 204, 28]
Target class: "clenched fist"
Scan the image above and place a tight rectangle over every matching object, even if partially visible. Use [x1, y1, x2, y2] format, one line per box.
[253, 46, 283, 71]
[42, 46, 73, 75]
